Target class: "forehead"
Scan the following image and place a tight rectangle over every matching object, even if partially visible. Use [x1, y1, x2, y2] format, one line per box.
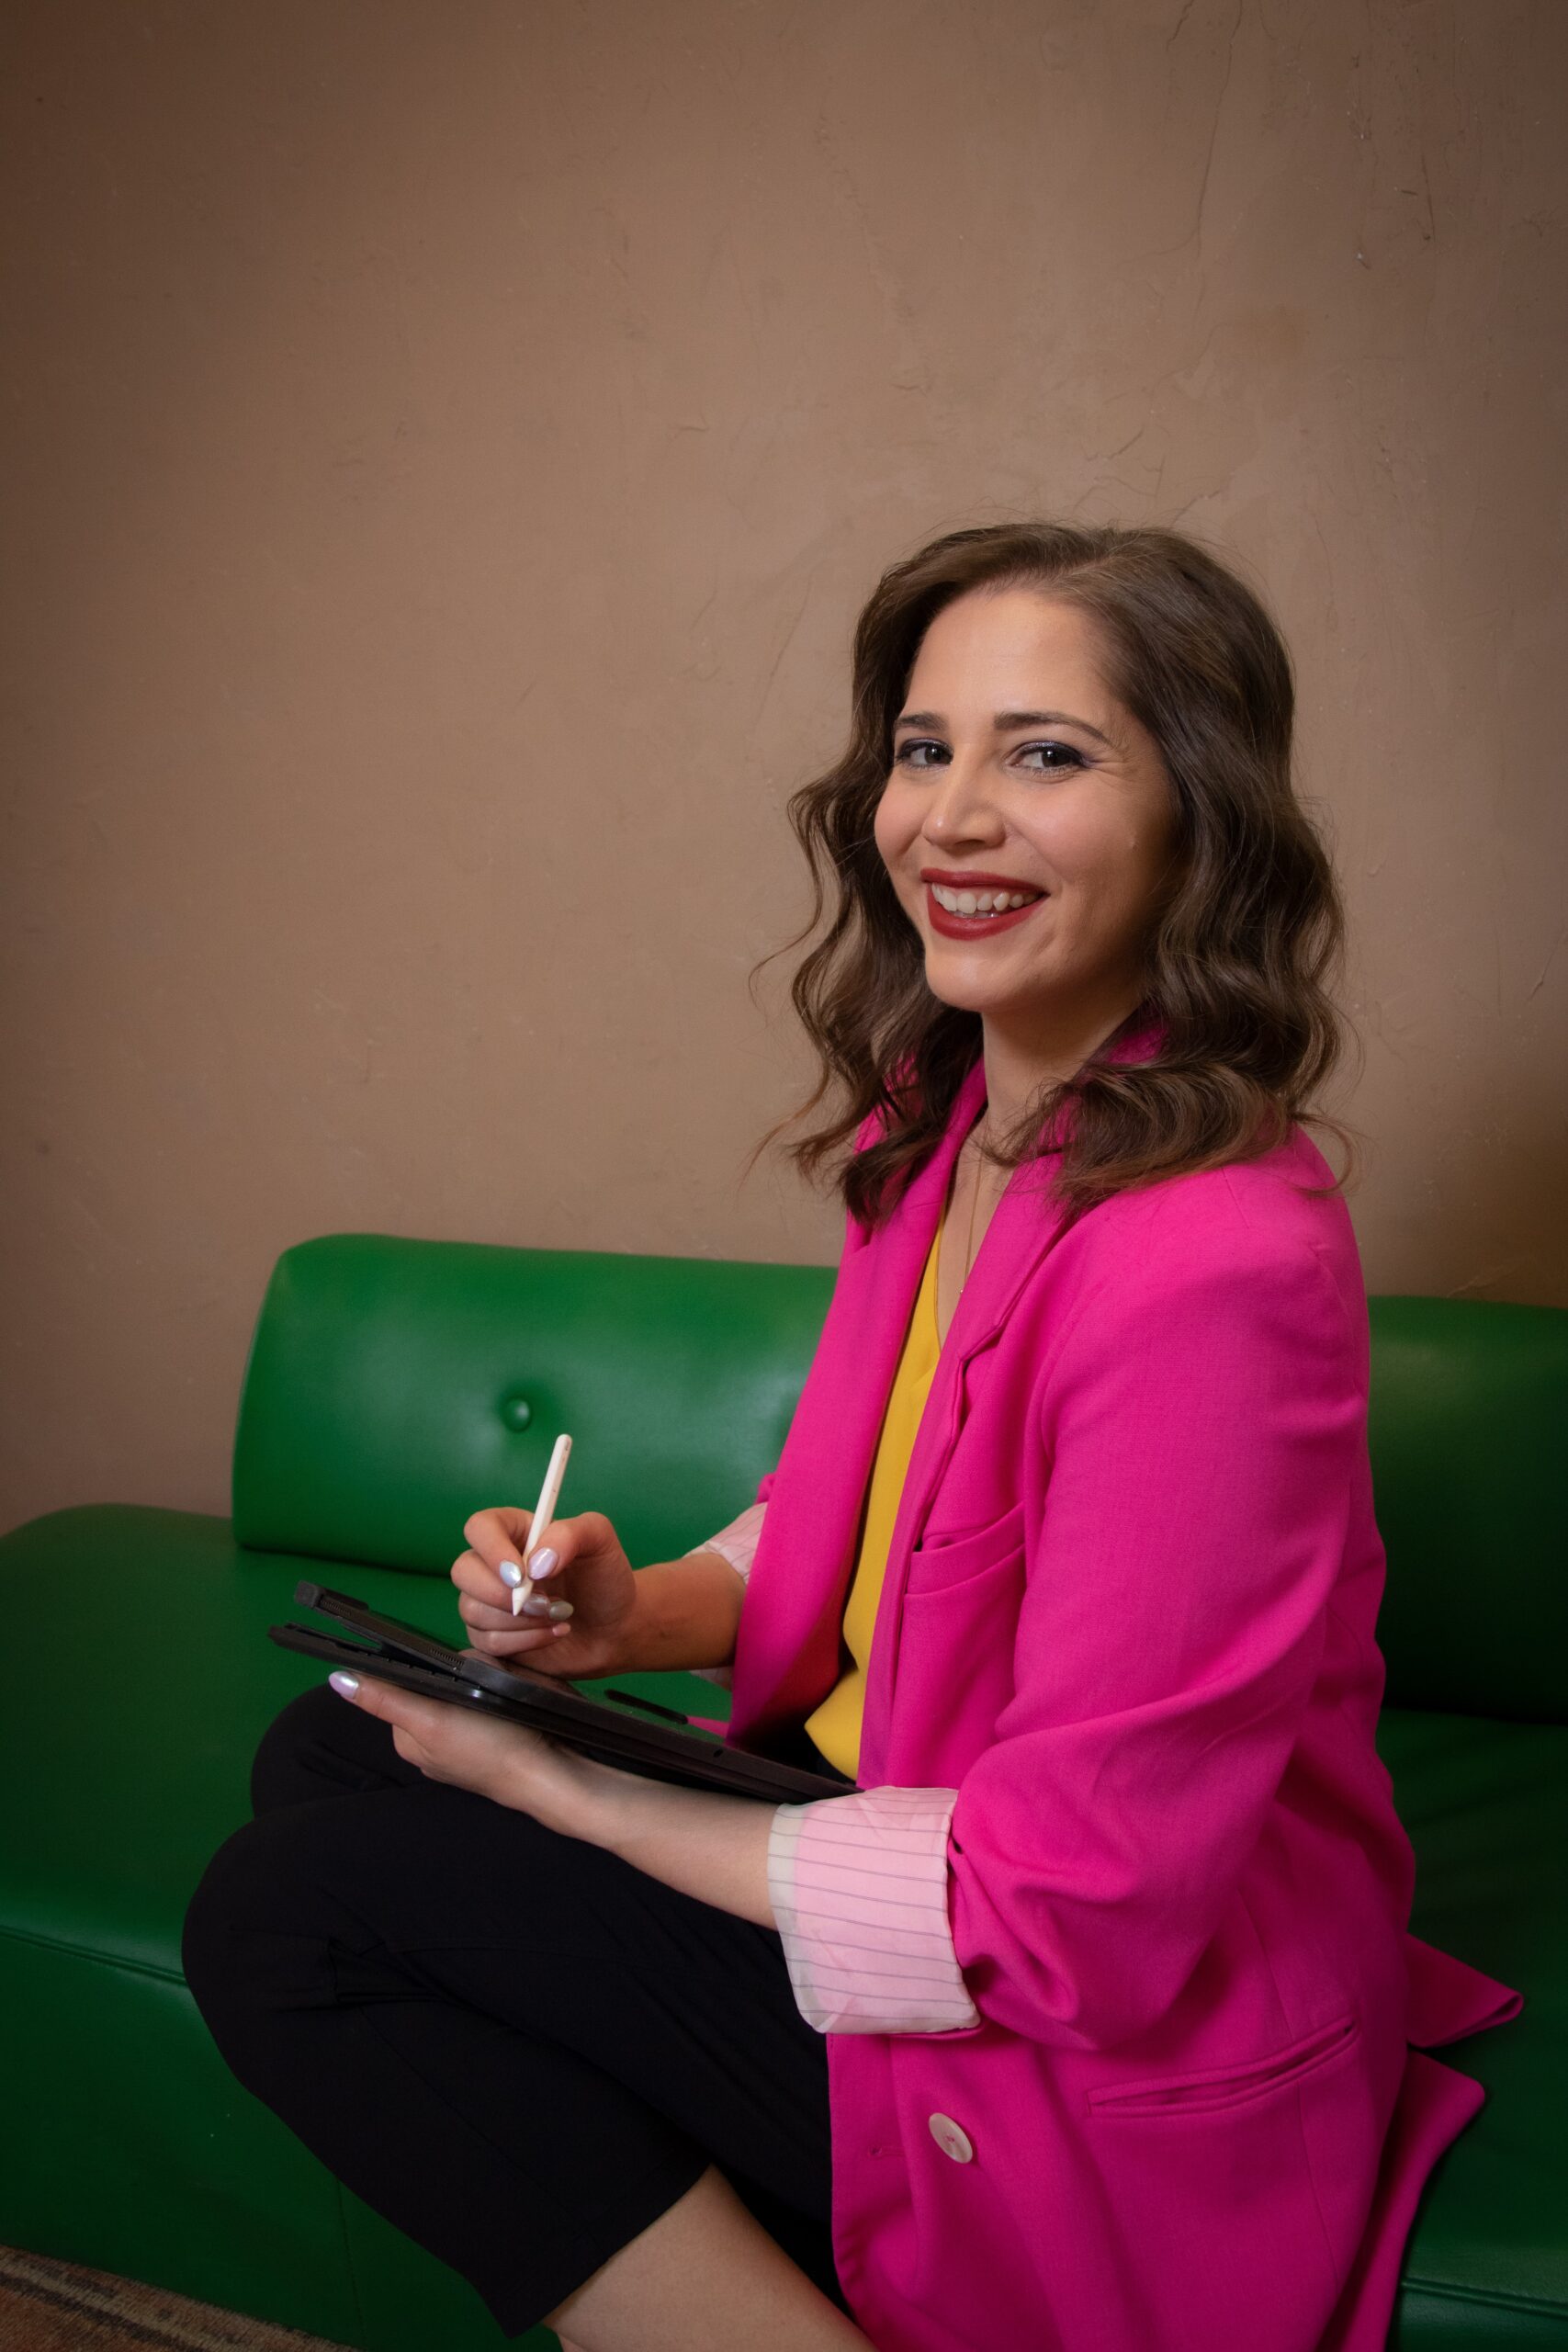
[905, 586, 1110, 705]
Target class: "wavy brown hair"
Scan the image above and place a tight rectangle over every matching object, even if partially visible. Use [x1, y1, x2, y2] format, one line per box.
[749, 520, 1361, 1231]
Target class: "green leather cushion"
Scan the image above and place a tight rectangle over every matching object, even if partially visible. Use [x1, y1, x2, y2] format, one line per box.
[0, 1504, 727, 1977]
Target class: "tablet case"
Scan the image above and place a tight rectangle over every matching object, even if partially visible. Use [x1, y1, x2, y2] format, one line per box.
[269, 1580, 856, 1804]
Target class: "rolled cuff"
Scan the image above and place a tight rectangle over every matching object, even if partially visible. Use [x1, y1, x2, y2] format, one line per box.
[684, 1503, 766, 1689]
[767, 1787, 981, 2035]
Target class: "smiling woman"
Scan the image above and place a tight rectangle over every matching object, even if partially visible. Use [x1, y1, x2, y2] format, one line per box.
[755, 519, 1356, 1236]
[181, 519, 1520, 2352]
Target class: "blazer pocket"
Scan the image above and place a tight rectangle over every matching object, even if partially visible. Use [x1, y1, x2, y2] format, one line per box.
[905, 1500, 1026, 1598]
[1085, 2010, 1361, 2121]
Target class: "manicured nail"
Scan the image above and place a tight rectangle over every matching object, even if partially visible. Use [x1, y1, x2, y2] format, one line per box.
[329, 1672, 359, 1699]
[527, 1548, 558, 1579]
[550, 1623, 570, 1637]
[499, 1560, 523, 1589]
[547, 1600, 573, 1622]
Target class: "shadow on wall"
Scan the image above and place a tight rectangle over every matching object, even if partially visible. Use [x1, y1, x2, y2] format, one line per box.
[1421, 1089, 1568, 1306]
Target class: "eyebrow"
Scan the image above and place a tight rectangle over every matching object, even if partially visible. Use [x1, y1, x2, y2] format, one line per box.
[894, 707, 1116, 751]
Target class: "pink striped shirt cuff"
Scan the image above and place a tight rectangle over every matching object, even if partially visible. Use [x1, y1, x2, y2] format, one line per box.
[767, 1786, 981, 2035]
[684, 1503, 766, 1689]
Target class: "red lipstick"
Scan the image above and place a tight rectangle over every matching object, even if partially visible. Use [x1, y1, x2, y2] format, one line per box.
[918, 868, 1047, 942]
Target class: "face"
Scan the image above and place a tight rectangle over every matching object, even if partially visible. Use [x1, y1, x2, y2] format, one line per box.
[874, 585, 1182, 1040]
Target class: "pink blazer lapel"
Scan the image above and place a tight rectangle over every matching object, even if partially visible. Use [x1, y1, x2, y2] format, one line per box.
[725, 1059, 986, 1748]
[727, 1009, 1168, 1759]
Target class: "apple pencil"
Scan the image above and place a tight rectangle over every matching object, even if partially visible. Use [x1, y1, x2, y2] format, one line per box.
[511, 1432, 573, 1617]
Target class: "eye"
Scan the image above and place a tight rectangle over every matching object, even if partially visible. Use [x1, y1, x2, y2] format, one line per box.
[893, 737, 947, 770]
[1015, 741, 1087, 773]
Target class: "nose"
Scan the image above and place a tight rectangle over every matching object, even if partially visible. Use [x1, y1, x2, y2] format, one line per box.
[920, 749, 1005, 850]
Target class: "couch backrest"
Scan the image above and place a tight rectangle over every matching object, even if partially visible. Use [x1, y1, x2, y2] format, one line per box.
[232, 1237, 1566, 1724]
[1366, 1295, 1564, 1722]
[231, 1232, 835, 1583]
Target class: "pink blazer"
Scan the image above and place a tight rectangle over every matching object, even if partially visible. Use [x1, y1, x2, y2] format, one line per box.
[702, 1012, 1523, 2352]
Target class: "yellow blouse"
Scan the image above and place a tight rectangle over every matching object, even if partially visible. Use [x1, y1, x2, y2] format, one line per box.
[803, 1200, 947, 1780]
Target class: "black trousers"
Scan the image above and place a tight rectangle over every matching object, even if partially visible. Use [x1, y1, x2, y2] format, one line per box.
[180, 1681, 852, 2339]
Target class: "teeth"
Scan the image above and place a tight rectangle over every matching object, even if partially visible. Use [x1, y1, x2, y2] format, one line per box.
[930, 884, 1041, 916]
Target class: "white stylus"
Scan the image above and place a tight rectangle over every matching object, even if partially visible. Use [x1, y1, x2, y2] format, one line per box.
[511, 1432, 573, 1616]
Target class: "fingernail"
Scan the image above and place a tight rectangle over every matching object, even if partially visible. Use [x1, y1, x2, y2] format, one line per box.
[550, 1623, 570, 1637]
[527, 1548, 558, 1579]
[499, 1560, 523, 1589]
[521, 1593, 552, 1616]
[329, 1672, 359, 1699]
[547, 1600, 573, 1622]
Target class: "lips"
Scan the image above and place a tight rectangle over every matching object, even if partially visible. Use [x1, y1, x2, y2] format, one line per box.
[919, 873, 1046, 942]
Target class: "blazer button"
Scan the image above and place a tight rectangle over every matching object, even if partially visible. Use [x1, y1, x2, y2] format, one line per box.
[928, 2112, 974, 2164]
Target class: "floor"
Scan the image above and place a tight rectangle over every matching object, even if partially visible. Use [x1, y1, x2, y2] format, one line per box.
[0, 2244, 355, 2352]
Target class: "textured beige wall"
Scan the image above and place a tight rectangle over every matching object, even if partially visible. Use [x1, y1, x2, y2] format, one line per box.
[3, 0, 1564, 1535]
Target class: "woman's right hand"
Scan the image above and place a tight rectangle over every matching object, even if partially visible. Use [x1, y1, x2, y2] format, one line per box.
[451, 1506, 641, 1680]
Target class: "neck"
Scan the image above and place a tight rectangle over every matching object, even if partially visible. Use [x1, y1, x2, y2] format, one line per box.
[977, 984, 1150, 1135]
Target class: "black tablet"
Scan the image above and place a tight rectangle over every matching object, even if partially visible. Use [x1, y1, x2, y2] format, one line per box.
[269, 1581, 856, 1804]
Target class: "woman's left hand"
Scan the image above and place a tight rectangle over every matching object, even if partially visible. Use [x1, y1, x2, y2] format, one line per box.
[325, 1658, 780, 1927]
[326, 1658, 615, 1839]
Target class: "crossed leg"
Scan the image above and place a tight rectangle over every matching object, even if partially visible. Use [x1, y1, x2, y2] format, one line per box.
[183, 1681, 870, 2350]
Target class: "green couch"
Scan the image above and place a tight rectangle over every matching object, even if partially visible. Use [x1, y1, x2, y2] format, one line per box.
[1, 1233, 1562, 2350]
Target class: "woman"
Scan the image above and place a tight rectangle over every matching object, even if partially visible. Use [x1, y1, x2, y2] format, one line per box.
[182, 521, 1521, 2352]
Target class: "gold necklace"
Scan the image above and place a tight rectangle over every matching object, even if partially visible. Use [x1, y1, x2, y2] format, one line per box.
[961, 1118, 995, 1284]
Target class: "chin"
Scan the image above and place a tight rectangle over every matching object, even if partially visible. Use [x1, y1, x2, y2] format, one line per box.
[922, 967, 1027, 1018]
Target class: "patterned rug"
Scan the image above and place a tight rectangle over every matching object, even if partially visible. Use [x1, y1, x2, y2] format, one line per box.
[0, 2245, 355, 2352]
